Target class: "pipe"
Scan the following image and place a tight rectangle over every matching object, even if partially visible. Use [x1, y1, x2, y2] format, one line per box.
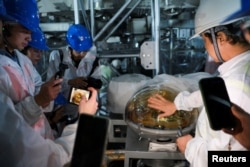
[105, 150, 125, 161]
[153, 0, 160, 75]
[90, 0, 95, 38]
[73, 0, 79, 24]
[151, 0, 155, 40]
[99, 54, 139, 58]
[169, 28, 174, 74]
[103, 0, 143, 42]
[165, 0, 170, 6]
[79, 0, 91, 32]
[93, 0, 133, 42]
[151, 0, 156, 76]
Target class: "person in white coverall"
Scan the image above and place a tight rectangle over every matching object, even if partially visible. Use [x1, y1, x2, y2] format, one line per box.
[46, 24, 97, 126]
[0, 1, 98, 166]
[46, 24, 97, 98]
[221, 0, 250, 151]
[0, 0, 61, 139]
[0, 87, 99, 167]
[147, 0, 250, 167]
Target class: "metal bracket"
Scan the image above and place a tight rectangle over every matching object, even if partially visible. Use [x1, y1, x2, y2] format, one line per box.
[140, 41, 155, 69]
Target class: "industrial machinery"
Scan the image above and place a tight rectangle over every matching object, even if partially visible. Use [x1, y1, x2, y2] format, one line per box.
[36, 0, 205, 166]
[124, 84, 198, 167]
[125, 85, 198, 140]
[37, 0, 205, 78]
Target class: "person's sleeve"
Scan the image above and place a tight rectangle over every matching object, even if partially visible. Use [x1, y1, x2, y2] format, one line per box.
[32, 65, 54, 112]
[184, 128, 247, 167]
[0, 69, 40, 125]
[0, 93, 77, 167]
[184, 137, 208, 167]
[14, 79, 53, 125]
[14, 64, 54, 124]
[31, 63, 54, 113]
[14, 95, 46, 125]
[174, 90, 203, 111]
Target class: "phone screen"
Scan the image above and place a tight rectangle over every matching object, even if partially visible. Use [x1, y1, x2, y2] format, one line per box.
[199, 77, 236, 130]
[70, 114, 110, 167]
[68, 87, 90, 105]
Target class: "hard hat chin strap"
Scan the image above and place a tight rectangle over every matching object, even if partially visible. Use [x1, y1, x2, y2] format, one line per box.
[210, 28, 224, 63]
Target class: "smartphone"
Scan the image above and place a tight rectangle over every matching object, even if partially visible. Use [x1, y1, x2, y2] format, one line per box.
[199, 77, 236, 130]
[55, 63, 68, 79]
[68, 87, 90, 105]
[70, 114, 110, 167]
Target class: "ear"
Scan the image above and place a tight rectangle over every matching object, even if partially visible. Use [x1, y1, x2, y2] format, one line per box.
[216, 32, 227, 45]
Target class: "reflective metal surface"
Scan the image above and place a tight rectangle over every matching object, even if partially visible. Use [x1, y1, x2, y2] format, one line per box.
[125, 85, 198, 139]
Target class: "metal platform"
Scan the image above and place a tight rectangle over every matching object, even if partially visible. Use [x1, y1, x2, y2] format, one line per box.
[124, 127, 187, 167]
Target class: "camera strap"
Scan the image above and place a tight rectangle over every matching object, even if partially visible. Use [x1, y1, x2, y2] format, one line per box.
[88, 57, 99, 77]
[58, 49, 64, 63]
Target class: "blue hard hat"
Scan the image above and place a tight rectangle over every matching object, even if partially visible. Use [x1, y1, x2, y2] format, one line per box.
[66, 24, 93, 52]
[3, 0, 40, 32]
[223, 0, 250, 23]
[0, 0, 13, 21]
[28, 28, 49, 50]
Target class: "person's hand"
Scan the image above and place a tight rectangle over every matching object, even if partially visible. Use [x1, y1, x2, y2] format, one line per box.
[78, 87, 98, 115]
[176, 134, 193, 154]
[223, 104, 250, 150]
[68, 77, 88, 88]
[147, 94, 177, 118]
[35, 77, 63, 108]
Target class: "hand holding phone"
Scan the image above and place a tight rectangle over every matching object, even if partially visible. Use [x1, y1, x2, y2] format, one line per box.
[199, 77, 237, 130]
[78, 87, 98, 115]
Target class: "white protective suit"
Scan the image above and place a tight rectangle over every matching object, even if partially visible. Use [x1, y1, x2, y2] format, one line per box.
[0, 49, 54, 139]
[0, 92, 76, 167]
[46, 46, 97, 98]
[174, 51, 250, 167]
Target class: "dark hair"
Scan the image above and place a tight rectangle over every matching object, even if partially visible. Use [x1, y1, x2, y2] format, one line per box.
[2, 24, 12, 37]
[204, 22, 249, 45]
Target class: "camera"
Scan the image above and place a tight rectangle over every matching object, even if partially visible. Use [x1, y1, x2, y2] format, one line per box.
[86, 77, 102, 89]
[55, 63, 69, 79]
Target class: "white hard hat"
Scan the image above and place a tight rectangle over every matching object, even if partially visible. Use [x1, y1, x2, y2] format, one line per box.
[191, 0, 247, 39]
[223, 0, 250, 23]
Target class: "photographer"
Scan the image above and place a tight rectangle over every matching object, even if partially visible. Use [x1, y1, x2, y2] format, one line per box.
[46, 24, 100, 134]
[46, 24, 97, 98]
[0, 0, 63, 140]
[0, 87, 99, 166]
